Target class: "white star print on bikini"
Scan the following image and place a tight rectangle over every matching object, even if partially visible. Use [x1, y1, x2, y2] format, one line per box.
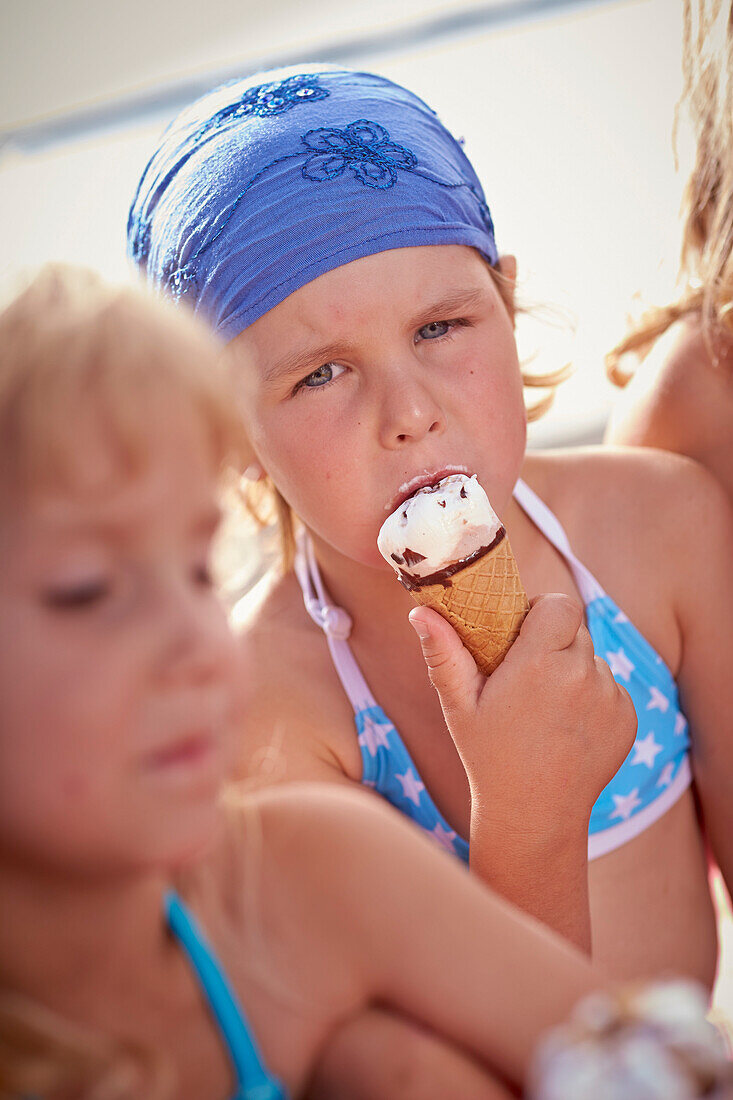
[396, 769, 425, 806]
[631, 732, 664, 769]
[606, 647, 635, 681]
[656, 762, 675, 789]
[611, 789, 643, 821]
[357, 714, 392, 757]
[647, 686, 670, 713]
[432, 823, 458, 853]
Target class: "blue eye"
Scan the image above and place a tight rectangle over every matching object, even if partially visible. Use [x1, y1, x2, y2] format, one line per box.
[303, 364, 334, 387]
[295, 361, 345, 394]
[418, 321, 452, 340]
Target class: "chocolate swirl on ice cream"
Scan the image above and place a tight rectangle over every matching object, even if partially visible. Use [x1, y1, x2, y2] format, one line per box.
[395, 528, 506, 591]
[378, 473, 529, 676]
[378, 474, 503, 583]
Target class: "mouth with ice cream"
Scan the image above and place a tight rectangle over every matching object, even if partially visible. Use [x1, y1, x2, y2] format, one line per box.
[378, 473, 529, 675]
[378, 474, 505, 590]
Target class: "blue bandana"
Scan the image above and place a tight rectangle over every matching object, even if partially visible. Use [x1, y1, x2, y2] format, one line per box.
[128, 66, 498, 340]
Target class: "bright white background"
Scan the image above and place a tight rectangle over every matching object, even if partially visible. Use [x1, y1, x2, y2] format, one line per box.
[1, 0, 688, 446]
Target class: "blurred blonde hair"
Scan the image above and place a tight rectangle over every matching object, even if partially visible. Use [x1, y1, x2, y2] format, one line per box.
[240, 263, 572, 573]
[0, 264, 247, 501]
[0, 264, 247, 1099]
[0, 994, 171, 1100]
[607, 0, 733, 385]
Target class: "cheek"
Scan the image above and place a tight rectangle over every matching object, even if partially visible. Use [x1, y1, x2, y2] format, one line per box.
[456, 342, 527, 490]
[0, 617, 135, 858]
[252, 403, 367, 531]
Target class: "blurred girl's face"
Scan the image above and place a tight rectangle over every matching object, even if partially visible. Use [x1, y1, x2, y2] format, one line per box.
[0, 405, 238, 877]
[231, 245, 527, 569]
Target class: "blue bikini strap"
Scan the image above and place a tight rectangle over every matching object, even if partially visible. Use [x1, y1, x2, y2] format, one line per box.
[165, 890, 285, 1100]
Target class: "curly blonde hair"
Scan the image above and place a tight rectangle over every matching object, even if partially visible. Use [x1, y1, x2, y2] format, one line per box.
[607, 0, 733, 385]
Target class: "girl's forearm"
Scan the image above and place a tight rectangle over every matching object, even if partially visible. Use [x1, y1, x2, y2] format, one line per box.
[468, 801, 592, 953]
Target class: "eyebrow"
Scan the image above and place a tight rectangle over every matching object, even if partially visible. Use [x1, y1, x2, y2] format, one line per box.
[406, 286, 486, 329]
[262, 284, 488, 387]
[263, 342, 348, 387]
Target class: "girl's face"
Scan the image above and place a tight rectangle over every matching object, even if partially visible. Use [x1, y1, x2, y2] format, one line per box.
[0, 405, 238, 877]
[233, 245, 527, 568]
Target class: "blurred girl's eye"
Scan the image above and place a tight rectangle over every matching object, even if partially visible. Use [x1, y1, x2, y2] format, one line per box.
[43, 579, 111, 611]
[294, 361, 345, 395]
[193, 561, 214, 588]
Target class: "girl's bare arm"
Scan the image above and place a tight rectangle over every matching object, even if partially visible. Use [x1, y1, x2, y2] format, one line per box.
[258, 785, 605, 1093]
[671, 459, 733, 894]
[307, 1008, 516, 1100]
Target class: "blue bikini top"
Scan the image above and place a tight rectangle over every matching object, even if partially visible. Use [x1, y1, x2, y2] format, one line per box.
[166, 890, 287, 1100]
[294, 478, 692, 863]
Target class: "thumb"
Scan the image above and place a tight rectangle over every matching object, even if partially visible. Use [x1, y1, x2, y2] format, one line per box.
[408, 607, 484, 718]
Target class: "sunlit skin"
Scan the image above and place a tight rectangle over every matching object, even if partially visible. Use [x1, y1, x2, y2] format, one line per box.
[0, 408, 239, 876]
[607, 316, 733, 503]
[0, 393, 611, 1100]
[231, 243, 733, 986]
[236, 245, 527, 574]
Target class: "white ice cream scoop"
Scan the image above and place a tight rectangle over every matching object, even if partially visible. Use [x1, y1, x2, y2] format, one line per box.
[377, 473, 502, 581]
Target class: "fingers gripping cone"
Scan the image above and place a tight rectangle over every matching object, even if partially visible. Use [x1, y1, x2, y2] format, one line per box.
[409, 531, 529, 676]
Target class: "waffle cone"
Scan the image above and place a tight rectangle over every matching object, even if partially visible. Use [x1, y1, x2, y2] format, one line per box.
[410, 533, 529, 676]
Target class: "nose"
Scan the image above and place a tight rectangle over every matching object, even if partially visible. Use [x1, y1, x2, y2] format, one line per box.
[158, 581, 236, 688]
[378, 371, 445, 450]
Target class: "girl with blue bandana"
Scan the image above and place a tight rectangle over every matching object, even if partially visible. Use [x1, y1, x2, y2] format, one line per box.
[129, 67, 733, 983]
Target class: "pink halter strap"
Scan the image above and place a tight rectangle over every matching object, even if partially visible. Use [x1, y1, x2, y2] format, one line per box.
[293, 532, 376, 713]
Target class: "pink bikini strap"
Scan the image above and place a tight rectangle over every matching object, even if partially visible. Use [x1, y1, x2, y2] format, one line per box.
[512, 478, 605, 605]
[293, 532, 376, 713]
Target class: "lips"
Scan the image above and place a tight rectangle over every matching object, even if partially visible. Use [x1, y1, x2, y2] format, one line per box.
[385, 464, 471, 515]
[144, 732, 217, 771]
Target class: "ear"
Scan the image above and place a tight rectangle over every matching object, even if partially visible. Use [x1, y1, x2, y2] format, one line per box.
[495, 254, 518, 325]
[498, 254, 517, 285]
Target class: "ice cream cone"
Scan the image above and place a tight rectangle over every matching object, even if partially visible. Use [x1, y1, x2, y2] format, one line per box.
[409, 531, 529, 676]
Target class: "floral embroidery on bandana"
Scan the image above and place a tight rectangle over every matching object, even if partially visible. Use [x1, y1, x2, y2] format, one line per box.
[302, 120, 417, 190]
[161, 116, 493, 300]
[197, 75, 329, 138]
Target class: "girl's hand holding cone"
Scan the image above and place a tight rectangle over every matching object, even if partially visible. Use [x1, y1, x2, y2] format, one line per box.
[409, 593, 637, 951]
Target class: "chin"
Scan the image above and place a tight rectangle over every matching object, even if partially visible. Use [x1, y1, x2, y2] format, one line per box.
[142, 802, 225, 874]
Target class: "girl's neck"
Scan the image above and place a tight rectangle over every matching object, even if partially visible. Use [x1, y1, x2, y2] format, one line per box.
[0, 858, 181, 1015]
[309, 532, 417, 644]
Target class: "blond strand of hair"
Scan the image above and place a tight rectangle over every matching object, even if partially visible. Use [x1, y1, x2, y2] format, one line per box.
[607, 0, 733, 385]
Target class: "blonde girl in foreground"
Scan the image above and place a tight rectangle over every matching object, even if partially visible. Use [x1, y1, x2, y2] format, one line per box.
[129, 65, 733, 983]
[6, 264, 719, 1100]
[606, 0, 733, 499]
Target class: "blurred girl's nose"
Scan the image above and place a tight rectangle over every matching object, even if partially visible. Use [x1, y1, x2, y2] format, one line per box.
[160, 583, 236, 686]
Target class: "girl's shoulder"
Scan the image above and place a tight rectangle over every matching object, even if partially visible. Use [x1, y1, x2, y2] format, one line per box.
[522, 443, 711, 533]
[606, 317, 733, 470]
[526, 443, 731, 568]
[228, 569, 364, 786]
[523, 446, 732, 663]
